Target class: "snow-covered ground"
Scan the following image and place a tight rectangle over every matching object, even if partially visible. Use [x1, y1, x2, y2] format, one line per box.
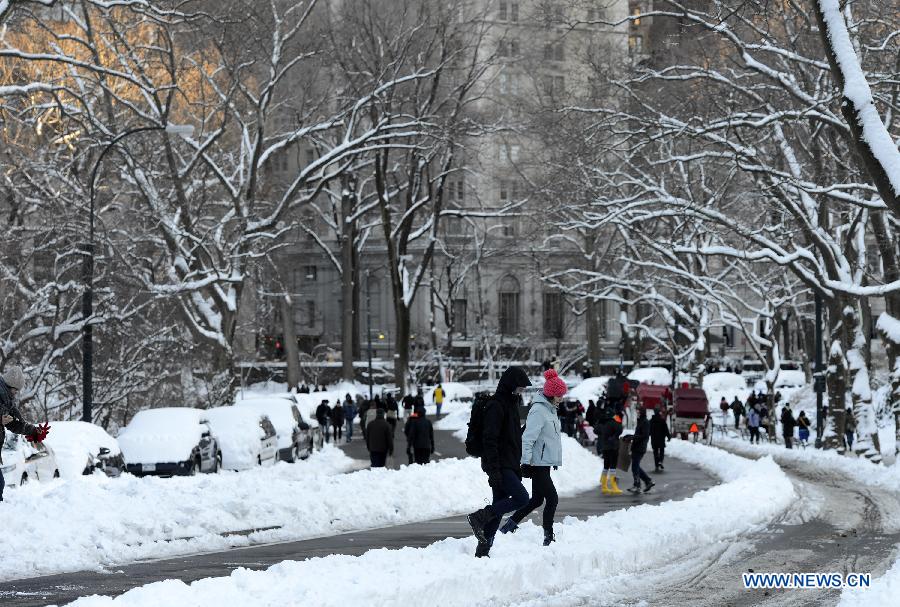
[2, 425, 603, 581]
[59, 441, 795, 607]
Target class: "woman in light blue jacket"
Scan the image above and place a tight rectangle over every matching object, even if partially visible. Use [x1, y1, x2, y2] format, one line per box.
[499, 368, 566, 545]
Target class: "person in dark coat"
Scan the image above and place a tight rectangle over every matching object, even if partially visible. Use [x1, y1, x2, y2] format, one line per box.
[358, 398, 370, 441]
[559, 399, 578, 437]
[1, 366, 47, 502]
[626, 408, 654, 493]
[797, 410, 811, 445]
[385, 393, 399, 435]
[585, 400, 596, 428]
[402, 393, 415, 419]
[649, 408, 671, 471]
[731, 396, 744, 430]
[365, 409, 393, 468]
[330, 400, 345, 442]
[780, 404, 796, 449]
[405, 405, 434, 464]
[315, 400, 332, 443]
[466, 365, 532, 558]
[599, 412, 623, 494]
[343, 394, 357, 442]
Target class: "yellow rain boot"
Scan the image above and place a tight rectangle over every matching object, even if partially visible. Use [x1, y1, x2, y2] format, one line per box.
[601, 471, 611, 495]
[608, 474, 623, 495]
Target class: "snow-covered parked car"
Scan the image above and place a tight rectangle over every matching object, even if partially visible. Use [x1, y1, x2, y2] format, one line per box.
[1, 432, 59, 487]
[205, 407, 278, 470]
[43, 420, 124, 478]
[119, 408, 221, 477]
[235, 397, 316, 461]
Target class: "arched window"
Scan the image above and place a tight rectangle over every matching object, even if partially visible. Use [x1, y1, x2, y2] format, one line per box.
[498, 276, 520, 335]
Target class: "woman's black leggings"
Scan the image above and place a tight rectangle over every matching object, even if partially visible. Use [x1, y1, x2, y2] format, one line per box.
[602, 448, 618, 469]
[510, 466, 558, 530]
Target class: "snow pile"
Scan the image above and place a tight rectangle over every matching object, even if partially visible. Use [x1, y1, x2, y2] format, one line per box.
[0, 446, 356, 580]
[840, 555, 900, 606]
[568, 376, 611, 403]
[1, 433, 602, 580]
[42, 421, 121, 479]
[62, 442, 794, 607]
[628, 367, 672, 386]
[204, 407, 268, 470]
[117, 408, 206, 464]
[422, 382, 475, 414]
[702, 372, 750, 407]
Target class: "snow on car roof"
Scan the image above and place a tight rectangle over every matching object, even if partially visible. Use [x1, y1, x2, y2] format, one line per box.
[44, 421, 121, 479]
[118, 407, 206, 464]
[234, 398, 298, 449]
[205, 407, 267, 470]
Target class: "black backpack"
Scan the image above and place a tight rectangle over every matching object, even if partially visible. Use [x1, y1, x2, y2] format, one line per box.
[607, 376, 626, 401]
[465, 393, 493, 457]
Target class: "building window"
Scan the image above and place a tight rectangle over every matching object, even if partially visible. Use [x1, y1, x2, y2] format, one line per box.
[543, 292, 564, 338]
[499, 276, 521, 335]
[447, 176, 465, 202]
[501, 218, 519, 237]
[498, 179, 522, 205]
[498, 72, 520, 95]
[547, 3, 566, 23]
[306, 300, 316, 328]
[498, 0, 519, 22]
[498, 39, 520, 58]
[543, 41, 564, 62]
[632, 7, 642, 27]
[274, 152, 289, 173]
[304, 265, 317, 281]
[541, 74, 565, 96]
[499, 144, 521, 162]
[629, 35, 643, 55]
[452, 298, 468, 336]
[445, 216, 464, 235]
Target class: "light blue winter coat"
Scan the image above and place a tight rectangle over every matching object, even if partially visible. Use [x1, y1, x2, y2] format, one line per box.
[521, 393, 563, 467]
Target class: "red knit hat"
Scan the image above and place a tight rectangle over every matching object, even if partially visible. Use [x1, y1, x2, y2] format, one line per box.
[542, 369, 568, 398]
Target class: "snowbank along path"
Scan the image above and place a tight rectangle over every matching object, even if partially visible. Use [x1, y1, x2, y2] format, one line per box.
[61, 441, 796, 607]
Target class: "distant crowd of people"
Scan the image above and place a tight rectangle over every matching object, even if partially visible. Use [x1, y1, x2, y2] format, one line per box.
[717, 391, 816, 448]
[314, 385, 446, 468]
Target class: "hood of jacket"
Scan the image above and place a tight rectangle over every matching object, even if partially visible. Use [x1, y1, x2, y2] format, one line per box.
[531, 392, 557, 414]
[494, 366, 531, 403]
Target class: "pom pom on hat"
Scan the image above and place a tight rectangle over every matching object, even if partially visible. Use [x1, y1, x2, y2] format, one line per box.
[542, 368, 568, 398]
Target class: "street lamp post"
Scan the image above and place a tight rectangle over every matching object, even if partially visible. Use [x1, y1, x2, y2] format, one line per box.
[365, 269, 374, 400]
[83, 123, 194, 423]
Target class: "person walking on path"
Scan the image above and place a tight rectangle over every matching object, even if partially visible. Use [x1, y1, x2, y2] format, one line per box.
[649, 408, 670, 472]
[1, 366, 49, 502]
[497, 369, 565, 546]
[343, 395, 357, 442]
[731, 396, 744, 431]
[627, 408, 654, 493]
[780, 404, 796, 449]
[330, 400, 345, 443]
[747, 406, 761, 444]
[402, 393, 415, 419]
[433, 384, 445, 417]
[797, 410, 811, 446]
[358, 397, 370, 442]
[315, 400, 332, 444]
[599, 412, 624, 495]
[466, 366, 532, 558]
[844, 408, 857, 451]
[385, 394, 399, 435]
[405, 404, 435, 464]
[365, 409, 393, 468]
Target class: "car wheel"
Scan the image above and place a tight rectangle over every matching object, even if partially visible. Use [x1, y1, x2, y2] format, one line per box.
[214, 452, 222, 473]
[53, 469, 60, 478]
[189, 459, 199, 476]
[258, 455, 262, 466]
[20, 474, 27, 485]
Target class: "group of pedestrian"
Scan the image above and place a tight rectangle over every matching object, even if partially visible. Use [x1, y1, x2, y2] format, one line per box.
[466, 366, 562, 557]
[357, 387, 442, 468]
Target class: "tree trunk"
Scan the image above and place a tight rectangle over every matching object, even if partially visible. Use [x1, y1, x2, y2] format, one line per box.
[586, 299, 601, 376]
[340, 182, 355, 382]
[823, 299, 848, 451]
[871, 211, 900, 456]
[845, 305, 881, 462]
[394, 303, 411, 395]
[280, 295, 300, 392]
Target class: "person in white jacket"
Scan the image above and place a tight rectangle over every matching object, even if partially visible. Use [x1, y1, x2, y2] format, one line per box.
[497, 368, 566, 546]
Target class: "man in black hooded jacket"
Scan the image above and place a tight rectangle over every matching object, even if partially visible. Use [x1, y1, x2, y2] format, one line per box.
[466, 365, 532, 557]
